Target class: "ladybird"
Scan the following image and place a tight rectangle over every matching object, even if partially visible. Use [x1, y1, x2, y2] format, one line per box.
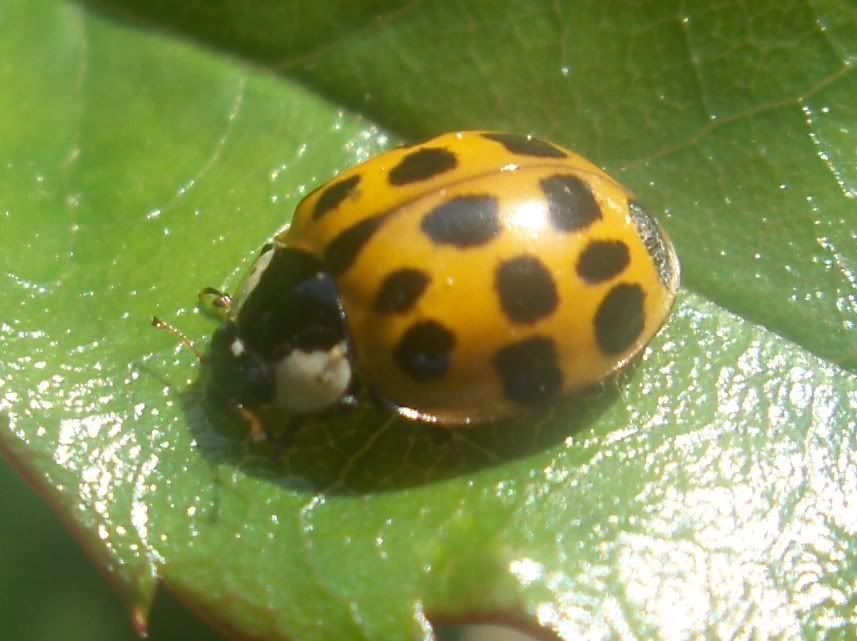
[182, 131, 679, 430]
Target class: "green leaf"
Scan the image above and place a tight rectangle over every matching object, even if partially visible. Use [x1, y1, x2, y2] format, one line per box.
[1, 1, 855, 640]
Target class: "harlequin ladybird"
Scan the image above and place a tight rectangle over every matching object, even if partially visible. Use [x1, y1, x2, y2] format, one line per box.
[178, 131, 679, 429]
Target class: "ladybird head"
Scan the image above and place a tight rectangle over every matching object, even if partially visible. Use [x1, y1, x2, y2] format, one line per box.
[206, 247, 354, 416]
[154, 244, 355, 423]
[205, 320, 275, 410]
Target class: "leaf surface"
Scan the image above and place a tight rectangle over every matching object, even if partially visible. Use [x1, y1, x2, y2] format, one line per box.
[1, 1, 855, 640]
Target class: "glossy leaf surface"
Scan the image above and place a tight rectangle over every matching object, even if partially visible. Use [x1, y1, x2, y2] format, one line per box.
[1, 1, 854, 640]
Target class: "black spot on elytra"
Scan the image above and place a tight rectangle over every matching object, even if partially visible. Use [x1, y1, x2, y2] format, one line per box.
[324, 214, 389, 276]
[422, 195, 501, 248]
[594, 283, 646, 355]
[496, 255, 558, 324]
[482, 132, 567, 158]
[541, 175, 602, 232]
[577, 240, 630, 284]
[374, 268, 431, 314]
[494, 336, 563, 404]
[628, 202, 676, 288]
[389, 147, 458, 185]
[312, 174, 361, 220]
[394, 320, 456, 381]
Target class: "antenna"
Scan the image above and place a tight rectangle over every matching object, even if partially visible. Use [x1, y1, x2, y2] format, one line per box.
[151, 316, 205, 361]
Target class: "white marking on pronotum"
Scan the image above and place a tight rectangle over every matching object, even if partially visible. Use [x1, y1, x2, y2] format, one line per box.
[274, 341, 352, 414]
[233, 244, 277, 310]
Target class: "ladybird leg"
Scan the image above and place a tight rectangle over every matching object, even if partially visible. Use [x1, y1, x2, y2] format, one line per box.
[198, 286, 233, 318]
[236, 404, 267, 443]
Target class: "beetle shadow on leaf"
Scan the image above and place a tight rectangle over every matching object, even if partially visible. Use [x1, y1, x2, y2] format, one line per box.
[181, 377, 623, 496]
